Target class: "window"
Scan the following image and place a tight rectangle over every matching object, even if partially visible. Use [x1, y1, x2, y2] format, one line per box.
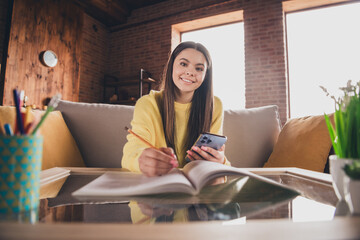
[181, 22, 245, 110]
[286, 2, 360, 118]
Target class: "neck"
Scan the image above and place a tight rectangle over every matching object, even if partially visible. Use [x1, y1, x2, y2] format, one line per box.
[175, 90, 193, 104]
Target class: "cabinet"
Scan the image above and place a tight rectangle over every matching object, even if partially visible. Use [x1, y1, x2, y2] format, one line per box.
[103, 69, 156, 105]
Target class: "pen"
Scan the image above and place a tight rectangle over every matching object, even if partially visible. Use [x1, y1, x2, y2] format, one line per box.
[13, 89, 25, 135]
[19, 90, 25, 107]
[125, 127, 178, 168]
[4, 124, 14, 136]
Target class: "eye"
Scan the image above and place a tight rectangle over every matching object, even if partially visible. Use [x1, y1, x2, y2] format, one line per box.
[180, 62, 187, 67]
[196, 67, 204, 72]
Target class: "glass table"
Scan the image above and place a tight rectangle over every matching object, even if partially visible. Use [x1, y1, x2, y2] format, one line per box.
[1, 167, 359, 240]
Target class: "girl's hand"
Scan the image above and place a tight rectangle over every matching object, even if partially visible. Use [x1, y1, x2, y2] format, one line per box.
[138, 147, 178, 177]
[186, 145, 225, 164]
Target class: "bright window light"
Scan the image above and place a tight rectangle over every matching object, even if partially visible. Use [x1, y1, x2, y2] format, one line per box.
[286, 3, 360, 118]
[181, 22, 245, 110]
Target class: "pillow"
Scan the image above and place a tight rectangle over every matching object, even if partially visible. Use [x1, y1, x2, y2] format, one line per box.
[56, 100, 134, 168]
[40, 111, 85, 169]
[0, 106, 84, 170]
[263, 114, 334, 172]
[223, 105, 281, 168]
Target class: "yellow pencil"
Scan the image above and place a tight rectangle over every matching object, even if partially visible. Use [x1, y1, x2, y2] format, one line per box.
[125, 126, 158, 149]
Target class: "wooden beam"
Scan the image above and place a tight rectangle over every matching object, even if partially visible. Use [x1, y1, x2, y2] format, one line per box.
[73, 0, 129, 26]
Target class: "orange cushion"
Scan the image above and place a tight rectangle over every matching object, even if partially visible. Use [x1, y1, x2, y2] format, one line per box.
[263, 114, 334, 172]
[0, 106, 84, 169]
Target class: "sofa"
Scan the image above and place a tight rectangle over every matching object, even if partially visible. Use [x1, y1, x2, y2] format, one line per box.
[0, 100, 333, 172]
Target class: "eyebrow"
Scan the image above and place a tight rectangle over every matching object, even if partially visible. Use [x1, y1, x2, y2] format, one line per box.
[179, 58, 205, 67]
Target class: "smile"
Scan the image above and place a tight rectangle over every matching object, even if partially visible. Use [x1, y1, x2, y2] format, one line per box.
[180, 77, 194, 84]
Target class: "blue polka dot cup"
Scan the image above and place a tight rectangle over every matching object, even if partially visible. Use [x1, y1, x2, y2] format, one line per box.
[0, 135, 43, 215]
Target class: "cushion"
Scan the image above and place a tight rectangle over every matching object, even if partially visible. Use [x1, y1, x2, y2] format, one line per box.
[0, 106, 84, 170]
[223, 105, 281, 168]
[263, 114, 334, 172]
[40, 111, 85, 169]
[56, 100, 134, 168]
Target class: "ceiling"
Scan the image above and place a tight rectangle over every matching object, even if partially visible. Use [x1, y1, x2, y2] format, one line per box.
[73, 0, 169, 27]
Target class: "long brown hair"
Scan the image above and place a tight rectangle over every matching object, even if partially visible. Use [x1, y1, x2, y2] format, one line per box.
[158, 41, 214, 159]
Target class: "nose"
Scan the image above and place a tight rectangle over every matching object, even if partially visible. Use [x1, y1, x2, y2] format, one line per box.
[186, 71, 194, 76]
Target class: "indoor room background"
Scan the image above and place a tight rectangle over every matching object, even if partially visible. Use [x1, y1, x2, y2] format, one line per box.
[0, 0, 358, 125]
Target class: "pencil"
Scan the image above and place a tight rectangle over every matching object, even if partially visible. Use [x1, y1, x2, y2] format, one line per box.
[125, 126, 157, 149]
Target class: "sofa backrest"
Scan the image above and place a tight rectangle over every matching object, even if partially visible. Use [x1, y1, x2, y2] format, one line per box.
[57, 101, 281, 169]
[224, 105, 281, 168]
[57, 100, 134, 168]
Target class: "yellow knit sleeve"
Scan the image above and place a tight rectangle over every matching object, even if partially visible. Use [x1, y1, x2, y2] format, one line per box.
[121, 91, 167, 172]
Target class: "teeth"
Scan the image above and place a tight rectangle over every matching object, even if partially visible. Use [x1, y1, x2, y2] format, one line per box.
[181, 78, 193, 83]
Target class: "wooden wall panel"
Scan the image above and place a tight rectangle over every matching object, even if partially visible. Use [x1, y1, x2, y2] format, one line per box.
[3, 0, 82, 107]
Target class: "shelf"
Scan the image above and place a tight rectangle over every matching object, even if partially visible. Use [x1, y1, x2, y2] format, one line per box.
[103, 69, 156, 105]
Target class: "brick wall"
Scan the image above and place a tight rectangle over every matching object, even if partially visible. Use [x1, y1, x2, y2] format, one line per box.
[108, 0, 289, 122]
[79, 14, 109, 103]
[244, 0, 288, 122]
[108, 0, 245, 99]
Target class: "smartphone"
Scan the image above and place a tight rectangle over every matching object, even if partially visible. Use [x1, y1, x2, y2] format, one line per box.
[185, 132, 227, 162]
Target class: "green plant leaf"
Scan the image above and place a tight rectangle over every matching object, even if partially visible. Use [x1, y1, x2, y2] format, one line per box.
[344, 160, 360, 180]
[324, 114, 338, 155]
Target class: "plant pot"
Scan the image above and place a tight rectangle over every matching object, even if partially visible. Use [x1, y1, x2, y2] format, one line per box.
[329, 155, 354, 200]
[343, 175, 360, 215]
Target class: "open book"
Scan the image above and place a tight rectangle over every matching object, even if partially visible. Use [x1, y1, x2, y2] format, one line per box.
[72, 160, 296, 197]
[72, 160, 294, 197]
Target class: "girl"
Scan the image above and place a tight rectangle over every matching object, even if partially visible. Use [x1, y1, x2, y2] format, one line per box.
[122, 41, 229, 176]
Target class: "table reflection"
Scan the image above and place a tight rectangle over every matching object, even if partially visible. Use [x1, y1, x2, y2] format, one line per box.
[130, 201, 241, 223]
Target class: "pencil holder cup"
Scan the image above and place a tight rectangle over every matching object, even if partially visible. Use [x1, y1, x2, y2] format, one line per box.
[0, 135, 43, 219]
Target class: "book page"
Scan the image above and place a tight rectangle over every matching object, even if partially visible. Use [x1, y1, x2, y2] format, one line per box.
[72, 168, 196, 197]
[183, 161, 293, 194]
[40, 167, 70, 185]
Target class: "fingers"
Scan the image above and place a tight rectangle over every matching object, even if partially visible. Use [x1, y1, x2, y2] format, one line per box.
[187, 145, 225, 164]
[159, 147, 178, 168]
[139, 147, 178, 177]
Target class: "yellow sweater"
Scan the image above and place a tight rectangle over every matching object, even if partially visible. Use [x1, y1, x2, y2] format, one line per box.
[121, 90, 226, 171]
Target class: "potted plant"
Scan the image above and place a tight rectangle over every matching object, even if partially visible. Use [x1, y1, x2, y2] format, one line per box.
[321, 80, 360, 214]
[343, 159, 360, 214]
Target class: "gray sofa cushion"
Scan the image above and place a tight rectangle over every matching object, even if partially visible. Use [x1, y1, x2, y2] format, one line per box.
[57, 100, 134, 168]
[223, 105, 281, 168]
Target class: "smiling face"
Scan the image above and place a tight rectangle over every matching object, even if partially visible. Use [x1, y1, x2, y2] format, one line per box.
[172, 48, 208, 103]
